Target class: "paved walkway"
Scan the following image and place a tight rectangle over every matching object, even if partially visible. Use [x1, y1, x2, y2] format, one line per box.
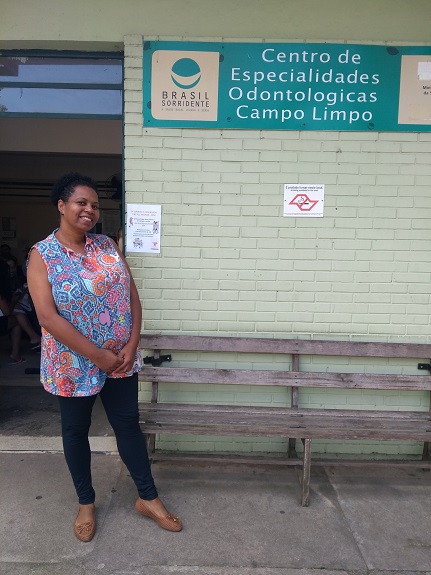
[1, 452, 431, 575]
[1, 361, 431, 575]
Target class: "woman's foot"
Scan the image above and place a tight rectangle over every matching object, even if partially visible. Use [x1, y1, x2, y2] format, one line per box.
[135, 497, 182, 532]
[30, 337, 41, 350]
[73, 503, 96, 542]
[8, 356, 25, 365]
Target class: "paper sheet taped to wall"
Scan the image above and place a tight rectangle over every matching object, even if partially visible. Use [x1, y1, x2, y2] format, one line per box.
[125, 204, 161, 253]
[418, 62, 431, 81]
[399, 56, 431, 124]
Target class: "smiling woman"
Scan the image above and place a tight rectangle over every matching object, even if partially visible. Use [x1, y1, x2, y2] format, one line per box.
[25, 172, 182, 542]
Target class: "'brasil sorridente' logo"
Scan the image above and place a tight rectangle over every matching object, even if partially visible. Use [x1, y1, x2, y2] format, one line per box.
[171, 58, 201, 89]
[150, 49, 219, 122]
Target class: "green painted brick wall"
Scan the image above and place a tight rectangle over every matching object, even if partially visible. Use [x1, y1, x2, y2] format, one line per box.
[125, 35, 431, 458]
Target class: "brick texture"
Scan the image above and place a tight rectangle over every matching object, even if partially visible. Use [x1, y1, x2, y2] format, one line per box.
[125, 36, 431, 457]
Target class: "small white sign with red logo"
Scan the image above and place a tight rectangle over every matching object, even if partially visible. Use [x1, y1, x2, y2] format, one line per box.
[283, 184, 325, 217]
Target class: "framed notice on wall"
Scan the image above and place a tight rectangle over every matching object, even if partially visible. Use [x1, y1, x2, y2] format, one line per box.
[143, 41, 431, 132]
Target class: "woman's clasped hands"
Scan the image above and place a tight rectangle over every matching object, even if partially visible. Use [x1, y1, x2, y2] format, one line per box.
[92, 347, 124, 374]
[111, 341, 137, 375]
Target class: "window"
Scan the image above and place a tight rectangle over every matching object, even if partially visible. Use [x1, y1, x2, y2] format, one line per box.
[0, 54, 123, 118]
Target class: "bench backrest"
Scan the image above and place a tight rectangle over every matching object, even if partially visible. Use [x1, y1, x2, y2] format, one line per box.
[141, 334, 431, 359]
[139, 335, 431, 396]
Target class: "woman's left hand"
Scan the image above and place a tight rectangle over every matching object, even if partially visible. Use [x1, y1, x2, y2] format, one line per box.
[110, 341, 137, 375]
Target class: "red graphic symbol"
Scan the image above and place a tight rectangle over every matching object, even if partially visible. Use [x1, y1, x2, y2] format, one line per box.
[289, 194, 319, 211]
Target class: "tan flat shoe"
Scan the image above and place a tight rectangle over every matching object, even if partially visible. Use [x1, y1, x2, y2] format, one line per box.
[73, 504, 96, 542]
[135, 498, 182, 532]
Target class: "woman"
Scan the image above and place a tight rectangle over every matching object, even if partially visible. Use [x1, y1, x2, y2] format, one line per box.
[6, 257, 41, 350]
[27, 173, 182, 542]
[0, 259, 24, 363]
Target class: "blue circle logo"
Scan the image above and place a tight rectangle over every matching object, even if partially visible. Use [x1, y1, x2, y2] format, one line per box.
[171, 58, 201, 89]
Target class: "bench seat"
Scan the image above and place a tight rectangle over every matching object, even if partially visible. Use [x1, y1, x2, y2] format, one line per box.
[140, 403, 431, 441]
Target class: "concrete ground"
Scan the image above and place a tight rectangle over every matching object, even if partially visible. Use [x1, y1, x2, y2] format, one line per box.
[1, 341, 431, 575]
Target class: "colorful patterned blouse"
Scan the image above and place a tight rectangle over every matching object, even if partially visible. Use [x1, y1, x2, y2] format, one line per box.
[33, 231, 142, 397]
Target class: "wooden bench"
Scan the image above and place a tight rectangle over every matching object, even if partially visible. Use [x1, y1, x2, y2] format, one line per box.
[138, 334, 431, 506]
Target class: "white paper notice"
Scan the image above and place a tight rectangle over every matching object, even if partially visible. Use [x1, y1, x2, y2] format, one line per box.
[125, 204, 161, 253]
[283, 184, 325, 217]
[418, 61, 431, 81]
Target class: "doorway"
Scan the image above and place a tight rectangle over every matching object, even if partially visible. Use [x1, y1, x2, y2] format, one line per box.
[0, 53, 124, 443]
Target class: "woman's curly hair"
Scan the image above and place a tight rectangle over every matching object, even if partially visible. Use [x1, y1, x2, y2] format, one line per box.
[50, 173, 98, 206]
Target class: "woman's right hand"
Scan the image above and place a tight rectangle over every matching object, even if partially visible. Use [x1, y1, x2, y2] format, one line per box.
[92, 348, 123, 373]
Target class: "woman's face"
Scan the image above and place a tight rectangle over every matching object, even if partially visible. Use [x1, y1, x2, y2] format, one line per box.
[58, 185, 100, 232]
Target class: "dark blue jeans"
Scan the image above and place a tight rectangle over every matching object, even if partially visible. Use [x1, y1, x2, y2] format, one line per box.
[57, 373, 158, 505]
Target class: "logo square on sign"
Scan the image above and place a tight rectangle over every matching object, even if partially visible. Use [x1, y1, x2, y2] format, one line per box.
[151, 50, 220, 121]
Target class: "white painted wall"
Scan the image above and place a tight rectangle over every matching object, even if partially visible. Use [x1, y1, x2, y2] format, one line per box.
[1, 0, 430, 47]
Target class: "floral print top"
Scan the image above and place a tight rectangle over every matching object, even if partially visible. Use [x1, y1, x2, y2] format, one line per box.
[33, 231, 142, 397]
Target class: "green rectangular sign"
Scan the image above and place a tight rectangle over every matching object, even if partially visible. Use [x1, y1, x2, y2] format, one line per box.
[143, 41, 431, 131]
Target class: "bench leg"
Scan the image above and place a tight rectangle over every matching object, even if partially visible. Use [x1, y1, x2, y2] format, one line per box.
[422, 441, 431, 461]
[301, 438, 312, 507]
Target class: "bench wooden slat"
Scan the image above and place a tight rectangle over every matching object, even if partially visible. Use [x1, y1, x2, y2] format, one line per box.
[140, 402, 431, 422]
[141, 418, 431, 436]
[140, 334, 431, 359]
[146, 452, 431, 468]
[139, 366, 431, 391]
[143, 428, 431, 442]
[142, 425, 431, 441]
[140, 424, 431, 442]
[141, 416, 431, 435]
[140, 403, 431, 424]
[139, 404, 431, 440]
